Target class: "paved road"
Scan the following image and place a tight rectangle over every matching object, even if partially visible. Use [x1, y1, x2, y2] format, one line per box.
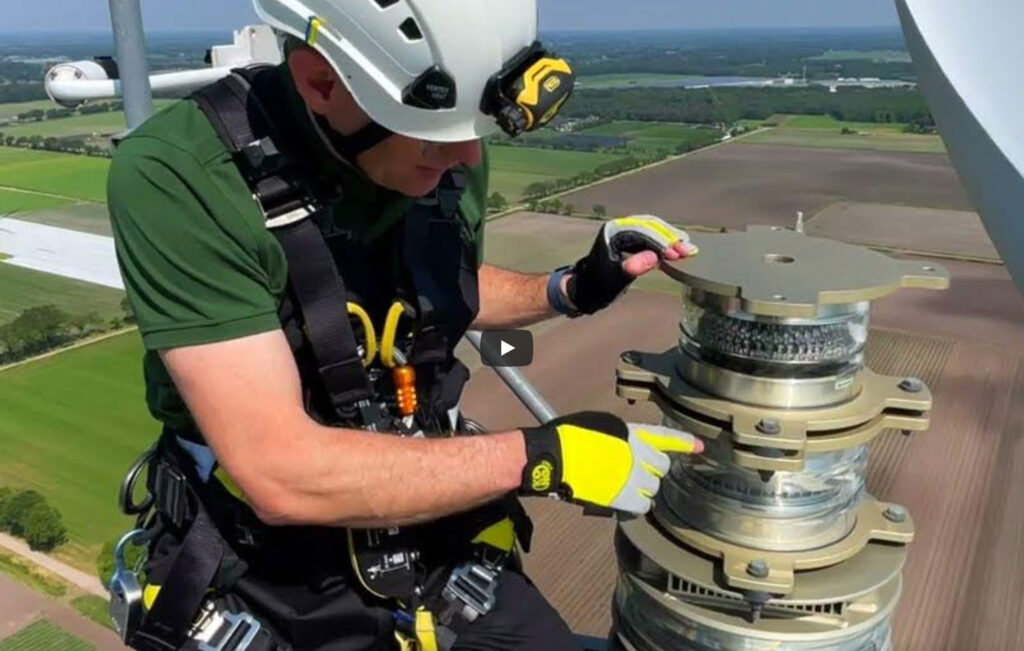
[0, 574, 125, 649]
[0, 533, 106, 597]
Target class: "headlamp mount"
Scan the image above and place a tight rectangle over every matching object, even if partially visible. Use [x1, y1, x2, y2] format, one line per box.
[481, 41, 576, 138]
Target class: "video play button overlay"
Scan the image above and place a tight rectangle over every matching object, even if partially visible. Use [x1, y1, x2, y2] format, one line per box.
[480, 330, 534, 368]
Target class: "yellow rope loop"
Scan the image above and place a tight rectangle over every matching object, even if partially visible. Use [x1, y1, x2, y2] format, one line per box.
[380, 301, 413, 369]
[347, 302, 378, 367]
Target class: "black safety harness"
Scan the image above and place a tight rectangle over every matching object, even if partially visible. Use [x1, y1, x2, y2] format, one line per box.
[111, 66, 529, 651]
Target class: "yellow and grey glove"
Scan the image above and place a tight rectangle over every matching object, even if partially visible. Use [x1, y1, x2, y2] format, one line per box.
[520, 411, 703, 515]
[567, 215, 696, 315]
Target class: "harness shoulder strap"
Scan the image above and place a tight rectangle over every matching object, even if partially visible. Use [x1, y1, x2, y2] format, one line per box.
[192, 68, 373, 416]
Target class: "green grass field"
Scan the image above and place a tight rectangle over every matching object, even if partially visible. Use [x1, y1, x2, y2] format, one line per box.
[0, 549, 69, 597]
[0, 333, 152, 569]
[0, 100, 176, 136]
[778, 114, 907, 131]
[6, 202, 112, 236]
[576, 73, 699, 89]
[581, 120, 721, 154]
[741, 114, 946, 154]
[71, 595, 114, 631]
[0, 147, 109, 203]
[1, 112, 131, 138]
[0, 264, 124, 323]
[0, 101, 60, 122]
[742, 127, 946, 154]
[808, 49, 912, 63]
[0, 188, 73, 214]
[488, 146, 622, 201]
[0, 620, 95, 651]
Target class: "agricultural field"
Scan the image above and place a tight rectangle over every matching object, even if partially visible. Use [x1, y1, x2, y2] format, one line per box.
[576, 73, 697, 89]
[0, 100, 176, 137]
[2, 202, 111, 236]
[0, 188, 73, 214]
[488, 145, 622, 202]
[0, 333, 152, 570]
[0, 620, 95, 651]
[559, 142, 971, 230]
[3, 203, 111, 236]
[0, 101, 59, 122]
[808, 49, 912, 63]
[741, 113, 945, 154]
[0, 112, 130, 139]
[0, 263, 124, 323]
[0, 147, 109, 203]
[580, 120, 722, 154]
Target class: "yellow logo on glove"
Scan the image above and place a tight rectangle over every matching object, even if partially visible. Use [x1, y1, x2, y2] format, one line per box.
[531, 460, 554, 492]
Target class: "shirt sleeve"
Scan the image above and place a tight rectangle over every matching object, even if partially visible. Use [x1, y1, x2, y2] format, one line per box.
[108, 137, 284, 351]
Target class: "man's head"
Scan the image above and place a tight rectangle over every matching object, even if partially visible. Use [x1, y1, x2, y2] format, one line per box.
[255, 0, 574, 194]
[288, 45, 481, 197]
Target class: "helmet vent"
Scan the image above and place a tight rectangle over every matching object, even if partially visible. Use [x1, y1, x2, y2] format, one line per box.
[398, 17, 423, 41]
[374, 0, 400, 8]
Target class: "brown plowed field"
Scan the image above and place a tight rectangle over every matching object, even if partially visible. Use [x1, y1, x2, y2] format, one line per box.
[557, 144, 973, 230]
[462, 253, 1024, 648]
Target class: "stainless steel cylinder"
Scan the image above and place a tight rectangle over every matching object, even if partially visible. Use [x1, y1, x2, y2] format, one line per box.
[679, 292, 870, 409]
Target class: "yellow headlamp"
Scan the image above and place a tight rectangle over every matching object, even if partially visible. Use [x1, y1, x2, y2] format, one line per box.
[482, 41, 576, 137]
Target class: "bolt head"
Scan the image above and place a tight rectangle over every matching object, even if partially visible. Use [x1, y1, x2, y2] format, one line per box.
[756, 418, 782, 435]
[746, 559, 770, 578]
[899, 377, 924, 394]
[884, 504, 908, 523]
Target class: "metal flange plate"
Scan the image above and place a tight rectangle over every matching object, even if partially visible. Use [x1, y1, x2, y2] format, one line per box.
[662, 226, 949, 318]
[652, 497, 913, 594]
[617, 350, 932, 471]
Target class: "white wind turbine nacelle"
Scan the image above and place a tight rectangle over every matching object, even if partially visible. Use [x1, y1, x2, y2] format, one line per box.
[897, 0, 1024, 295]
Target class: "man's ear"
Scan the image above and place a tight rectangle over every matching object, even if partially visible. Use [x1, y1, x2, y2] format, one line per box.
[288, 48, 338, 113]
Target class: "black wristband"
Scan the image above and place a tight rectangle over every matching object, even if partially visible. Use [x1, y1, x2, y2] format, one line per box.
[520, 427, 564, 496]
[566, 232, 635, 315]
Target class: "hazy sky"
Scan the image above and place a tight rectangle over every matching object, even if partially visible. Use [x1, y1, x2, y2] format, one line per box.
[0, 0, 899, 33]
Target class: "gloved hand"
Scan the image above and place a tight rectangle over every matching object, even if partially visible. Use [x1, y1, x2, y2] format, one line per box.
[566, 215, 697, 315]
[519, 412, 704, 515]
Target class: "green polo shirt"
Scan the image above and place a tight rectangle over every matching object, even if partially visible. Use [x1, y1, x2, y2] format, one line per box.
[108, 64, 490, 429]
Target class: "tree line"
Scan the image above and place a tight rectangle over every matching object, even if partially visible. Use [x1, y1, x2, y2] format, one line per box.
[562, 86, 933, 126]
[0, 487, 68, 552]
[0, 301, 135, 366]
[1, 100, 126, 126]
[0, 132, 113, 157]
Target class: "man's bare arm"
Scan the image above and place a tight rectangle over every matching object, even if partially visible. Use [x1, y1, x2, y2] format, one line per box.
[161, 330, 526, 529]
[474, 264, 558, 329]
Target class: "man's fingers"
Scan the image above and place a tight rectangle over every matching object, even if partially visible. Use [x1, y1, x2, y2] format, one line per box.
[622, 250, 659, 277]
[633, 425, 705, 455]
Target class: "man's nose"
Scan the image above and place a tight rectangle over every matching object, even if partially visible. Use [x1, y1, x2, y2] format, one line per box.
[438, 139, 482, 168]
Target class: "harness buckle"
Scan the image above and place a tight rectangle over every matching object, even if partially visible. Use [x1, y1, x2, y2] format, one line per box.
[152, 461, 192, 529]
[193, 604, 262, 651]
[441, 563, 500, 624]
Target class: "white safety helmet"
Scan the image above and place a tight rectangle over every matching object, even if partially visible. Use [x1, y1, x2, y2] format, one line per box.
[253, 0, 575, 143]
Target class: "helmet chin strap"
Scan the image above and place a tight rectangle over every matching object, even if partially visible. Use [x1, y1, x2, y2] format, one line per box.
[313, 112, 395, 167]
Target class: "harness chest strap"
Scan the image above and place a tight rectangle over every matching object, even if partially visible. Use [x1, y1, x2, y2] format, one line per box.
[194, 67, 373, 418]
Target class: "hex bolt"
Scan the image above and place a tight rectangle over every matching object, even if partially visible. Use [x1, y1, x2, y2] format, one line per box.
[899, 377, 924, 394]
[756, 418, 782, 435]
[746, 559, 770, 578]
[884, 504, 908, 524]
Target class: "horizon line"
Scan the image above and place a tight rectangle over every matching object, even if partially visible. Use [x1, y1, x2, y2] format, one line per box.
[0, 24, 902, 36]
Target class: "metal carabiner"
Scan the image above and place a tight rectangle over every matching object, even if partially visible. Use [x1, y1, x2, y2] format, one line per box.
[119, 446, 156, 517]
[108, 528, 150, 643]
